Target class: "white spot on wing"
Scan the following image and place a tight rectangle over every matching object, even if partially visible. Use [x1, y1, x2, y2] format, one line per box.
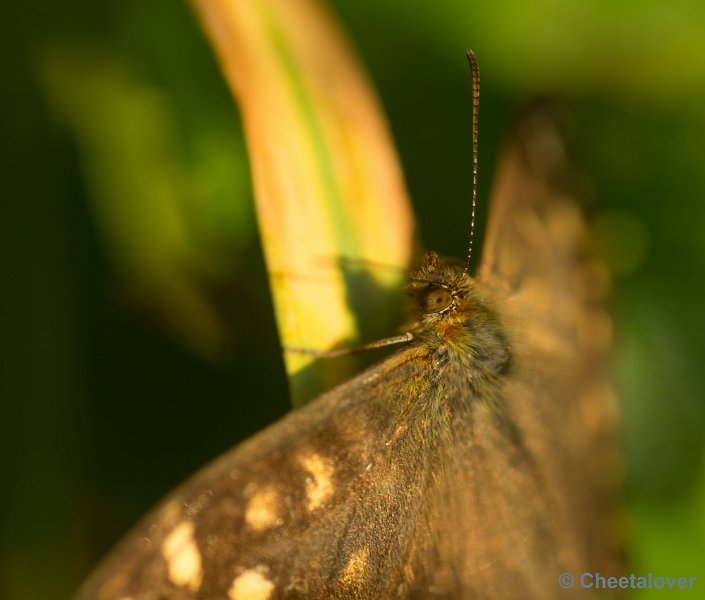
[229, 567, 275, 600]
[341, 547, 369, 586]
[161, 521, 203, 592]
[245, 486, 281, 531]
[299, 453, 334, 510]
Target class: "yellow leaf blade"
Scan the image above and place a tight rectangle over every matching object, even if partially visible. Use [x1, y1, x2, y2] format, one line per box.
[191, 0, 414, 403]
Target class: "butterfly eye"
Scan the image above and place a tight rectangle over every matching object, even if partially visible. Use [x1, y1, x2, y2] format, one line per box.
[423, 286, 452, 313]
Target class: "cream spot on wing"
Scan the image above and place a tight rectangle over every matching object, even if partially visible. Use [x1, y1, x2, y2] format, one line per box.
[228, 568, 275, 600]
[341, 548, 369, 586]
[245, 486, 280, 531]
[299, 453, 334, 510]
[161, 521, 203, 592]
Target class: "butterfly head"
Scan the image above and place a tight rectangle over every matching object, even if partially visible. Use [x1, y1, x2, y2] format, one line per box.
[407, 251, 510, 379]
[407, 251, 471, 319]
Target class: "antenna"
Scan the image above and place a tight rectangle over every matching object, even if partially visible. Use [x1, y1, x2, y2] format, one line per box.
[464, 49, 480, 273]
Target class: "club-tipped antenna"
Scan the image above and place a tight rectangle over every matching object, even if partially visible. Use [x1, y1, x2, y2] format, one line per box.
[464, 49, 480, 273]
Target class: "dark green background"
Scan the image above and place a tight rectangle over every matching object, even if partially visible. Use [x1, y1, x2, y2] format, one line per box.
[2, 1, 704, 598]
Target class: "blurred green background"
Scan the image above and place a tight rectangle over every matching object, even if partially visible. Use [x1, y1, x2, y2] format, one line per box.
[2, 0, 704, 598]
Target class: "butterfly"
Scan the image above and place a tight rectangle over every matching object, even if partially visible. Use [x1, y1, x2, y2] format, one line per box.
[75, 55, 622, 600]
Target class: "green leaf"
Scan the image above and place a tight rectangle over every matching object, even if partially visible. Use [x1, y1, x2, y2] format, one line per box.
[191, 0, 415, 403]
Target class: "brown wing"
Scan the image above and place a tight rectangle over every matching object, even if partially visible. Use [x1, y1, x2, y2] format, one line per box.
[75, 108, 623, 600]
[452, 107, 624, 595]
[74, 345, 463, 600]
